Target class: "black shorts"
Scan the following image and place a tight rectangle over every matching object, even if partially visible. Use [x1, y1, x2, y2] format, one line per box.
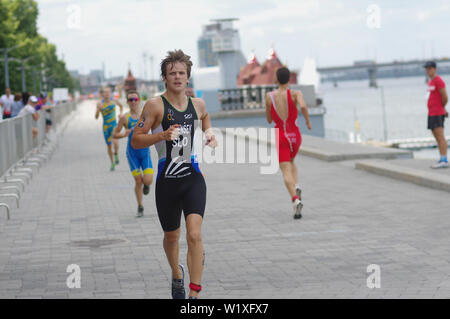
[46, 119, 52, 126]
[428, 115, 445, 130]
[155, 170, 206, 232]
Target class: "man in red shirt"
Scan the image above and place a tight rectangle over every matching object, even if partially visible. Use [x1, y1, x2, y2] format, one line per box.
[425, 61, 448, 168]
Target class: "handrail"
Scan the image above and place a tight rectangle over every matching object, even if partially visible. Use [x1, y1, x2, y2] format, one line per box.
[0, 203, 10, 220]
[0, 101, 78, 219]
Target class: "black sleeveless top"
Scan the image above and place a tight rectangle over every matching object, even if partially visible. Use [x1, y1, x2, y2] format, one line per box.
[155, 95, 201, 180]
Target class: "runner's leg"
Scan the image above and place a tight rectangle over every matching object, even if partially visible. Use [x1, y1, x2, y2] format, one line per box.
[290, 158, 299, 186]
[186, 214, 204, 298]
[279, 162, 296, 198]
[133, 174, 143, 206]
[143, 173, 153, 188]
[113, 138, 119, 163]
[163, 228, 183, 279]
[141, 153, 154, 191]
[107, 144, 114, 164]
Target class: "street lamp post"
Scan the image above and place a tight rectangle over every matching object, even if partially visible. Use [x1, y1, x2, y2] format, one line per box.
[11, 56, 36, 92]
[39, 65, 49, 93]
[379, 86, 388, 142]
[0, 44, 24, 89]
[30, 66, 46, 95]
[32, 68, 37, 94]
[149, 55, 154, 95]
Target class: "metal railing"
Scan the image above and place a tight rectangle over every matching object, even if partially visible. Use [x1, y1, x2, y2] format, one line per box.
[218, 84, 320, 111]
[0, 101, 77, 219]
[219, 85, 276, 111]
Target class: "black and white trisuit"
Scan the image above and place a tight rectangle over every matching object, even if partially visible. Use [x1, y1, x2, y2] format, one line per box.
[153, 95, 206, 232]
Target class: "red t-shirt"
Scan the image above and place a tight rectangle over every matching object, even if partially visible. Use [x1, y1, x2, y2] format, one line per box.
[427, 75, 446, 116]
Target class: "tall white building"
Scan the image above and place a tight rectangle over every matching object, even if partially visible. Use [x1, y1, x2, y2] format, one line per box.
[209, 18, 246, 89]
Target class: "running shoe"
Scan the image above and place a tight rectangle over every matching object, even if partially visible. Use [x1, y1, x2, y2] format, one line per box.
[188, 296, 198, 300]
[110, 163, 115, 171]
[293, 198, 303, 220]
[296, 187, 302, 200]
[431, 161, 449, 169]
[143, 184, 150, 195]
[137, 205, 144, 218]
[115, 154, 119, 165]
[172, 264, 185, 299]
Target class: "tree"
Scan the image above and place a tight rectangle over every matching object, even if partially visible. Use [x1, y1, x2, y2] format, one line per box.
[0, 0, 77, 94]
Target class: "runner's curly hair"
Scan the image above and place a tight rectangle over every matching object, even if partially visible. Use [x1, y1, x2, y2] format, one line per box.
[161, 49, 193, 79]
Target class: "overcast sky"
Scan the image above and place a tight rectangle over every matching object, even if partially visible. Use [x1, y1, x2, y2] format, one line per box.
[37, 0, 450, 78]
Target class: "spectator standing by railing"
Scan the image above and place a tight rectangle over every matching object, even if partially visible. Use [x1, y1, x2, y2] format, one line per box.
[11, 92, 24, 117]
[18, 95, 40, 138]
[37, 92, 54, 134]
[22, 92, 30, 107]
[1, 88, 14, 119]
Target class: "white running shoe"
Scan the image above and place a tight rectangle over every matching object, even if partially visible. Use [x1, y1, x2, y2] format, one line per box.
[431, 161, 449, 169]
[293, 199, 303, 220]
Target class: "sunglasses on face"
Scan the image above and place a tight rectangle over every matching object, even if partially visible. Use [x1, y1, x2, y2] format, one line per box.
[128, 97, 139, 102]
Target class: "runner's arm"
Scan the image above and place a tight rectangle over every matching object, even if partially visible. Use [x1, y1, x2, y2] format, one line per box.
[113, 114, 130, 139]
[195, 98, 218, 148]
[195, 99, 211, 132]
[265, 93, 272, 124]
[131, 99, 179, 148]
[115, 99, 124, 116]
[296, 91, 312, 130]
[95, 102, 101, 119]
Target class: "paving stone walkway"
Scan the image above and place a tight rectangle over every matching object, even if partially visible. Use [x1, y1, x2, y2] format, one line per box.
[1, 101, 450, 299]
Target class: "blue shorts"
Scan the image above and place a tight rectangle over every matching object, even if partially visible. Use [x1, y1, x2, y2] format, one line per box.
[126, 145, 153, 177]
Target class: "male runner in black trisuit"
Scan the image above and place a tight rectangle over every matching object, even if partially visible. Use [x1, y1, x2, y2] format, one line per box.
[132, 50, 217, 299]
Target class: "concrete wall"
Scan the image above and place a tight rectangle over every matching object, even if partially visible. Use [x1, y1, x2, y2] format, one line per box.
[196, 89, 221, 113]
[211, 112, 325, 138]
[218, 51, 243, 89]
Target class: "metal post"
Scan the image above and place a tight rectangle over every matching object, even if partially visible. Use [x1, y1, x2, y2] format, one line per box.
[150, 55, 154, 96]
[21, 61, 26, 91]
[39, 71, 42, 93]
[4, 50, 9, 88]
[368, 67, 378, 88]
[1, 44, 24, 89]
[380, 86, 388, 142]
[32, 68, 36, 94]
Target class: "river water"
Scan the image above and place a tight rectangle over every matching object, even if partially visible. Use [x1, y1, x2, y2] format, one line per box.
[321, 75, 450, 143]
[210, 74, 450, 159]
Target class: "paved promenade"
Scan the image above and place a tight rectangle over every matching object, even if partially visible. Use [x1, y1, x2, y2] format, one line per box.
[1, 100, 450, 299]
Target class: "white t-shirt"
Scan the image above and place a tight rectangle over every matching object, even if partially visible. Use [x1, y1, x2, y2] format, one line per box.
[0, 94, 14, 113]
[17, 104, 36, 117]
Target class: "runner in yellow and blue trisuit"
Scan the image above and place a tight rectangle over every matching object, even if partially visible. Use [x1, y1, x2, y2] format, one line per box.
[95, 86, 124, 171]
[113, 90, 154, 217]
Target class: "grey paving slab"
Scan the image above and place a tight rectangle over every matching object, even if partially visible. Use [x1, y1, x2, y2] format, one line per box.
[0, 101, 450, 299]
[221, 127, 412, 161]
[356, 158, 450, 192]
